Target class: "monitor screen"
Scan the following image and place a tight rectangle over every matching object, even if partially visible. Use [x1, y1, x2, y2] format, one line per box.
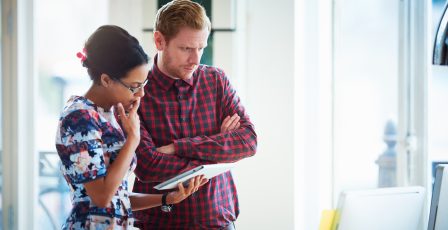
[428, 164, 448, 230]
[334, 186, 425, 230]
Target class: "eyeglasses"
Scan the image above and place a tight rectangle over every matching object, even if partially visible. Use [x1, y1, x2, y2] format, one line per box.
[114, 78, 148, 94]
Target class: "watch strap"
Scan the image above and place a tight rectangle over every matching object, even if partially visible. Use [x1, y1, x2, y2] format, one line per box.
[161, 193, 173, 212]
[162, 193, 169, 206]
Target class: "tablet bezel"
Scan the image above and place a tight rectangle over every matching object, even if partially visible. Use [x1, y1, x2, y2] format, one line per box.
[153, 163, 235, 190]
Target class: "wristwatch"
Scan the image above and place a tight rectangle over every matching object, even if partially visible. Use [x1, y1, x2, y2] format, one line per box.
[161, 193, 173, 212]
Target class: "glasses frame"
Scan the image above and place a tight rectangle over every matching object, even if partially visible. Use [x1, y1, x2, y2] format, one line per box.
[114, 78, 148, 94]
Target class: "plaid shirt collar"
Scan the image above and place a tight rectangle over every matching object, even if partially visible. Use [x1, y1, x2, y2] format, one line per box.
[151, 55, 194, 91]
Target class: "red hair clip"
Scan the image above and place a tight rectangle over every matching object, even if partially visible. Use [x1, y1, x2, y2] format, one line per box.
[76, 48, 87, 63]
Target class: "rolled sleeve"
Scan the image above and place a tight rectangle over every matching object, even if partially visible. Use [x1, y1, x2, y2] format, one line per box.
[56, 110, 107, 184]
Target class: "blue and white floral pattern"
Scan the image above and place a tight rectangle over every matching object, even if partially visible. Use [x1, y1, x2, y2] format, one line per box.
[56, 96, 136, 229]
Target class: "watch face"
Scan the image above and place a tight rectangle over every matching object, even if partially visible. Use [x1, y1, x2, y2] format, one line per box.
[161, 205, 172, 212]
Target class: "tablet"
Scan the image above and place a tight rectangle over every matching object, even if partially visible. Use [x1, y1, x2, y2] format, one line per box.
[154, 163, 235, 190]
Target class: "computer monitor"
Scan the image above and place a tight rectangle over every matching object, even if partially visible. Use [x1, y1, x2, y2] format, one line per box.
[333, 186, 425, 230]
[428, 164, 448, 230]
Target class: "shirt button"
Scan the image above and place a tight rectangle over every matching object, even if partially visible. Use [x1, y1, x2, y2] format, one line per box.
[180, 117, 186, 122]
[178, 95, 182, 100]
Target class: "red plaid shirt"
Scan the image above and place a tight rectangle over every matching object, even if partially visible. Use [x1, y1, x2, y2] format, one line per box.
[133, 58, 257, 229]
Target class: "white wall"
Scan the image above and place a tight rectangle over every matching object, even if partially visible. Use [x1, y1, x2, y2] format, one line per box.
[108, 0, 144, 46]
[232, 0, 296, 229]
[294, 0, 334, 229]
[234, 1, 335, 229]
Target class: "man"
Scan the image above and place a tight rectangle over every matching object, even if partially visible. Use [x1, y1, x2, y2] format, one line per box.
[133, 0, 257, 229]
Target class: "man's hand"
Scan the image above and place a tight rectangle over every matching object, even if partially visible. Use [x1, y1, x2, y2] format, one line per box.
[220, 113, 240, 133]
[156, 143, 175, 154]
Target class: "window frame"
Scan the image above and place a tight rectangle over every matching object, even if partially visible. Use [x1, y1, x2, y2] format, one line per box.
[2, 0, 38, 229]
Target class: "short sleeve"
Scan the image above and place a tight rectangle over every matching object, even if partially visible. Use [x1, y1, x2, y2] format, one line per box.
[56, 109, 107, 184]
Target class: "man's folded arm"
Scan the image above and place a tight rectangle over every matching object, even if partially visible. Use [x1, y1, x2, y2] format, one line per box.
[174, 73, 257, 163]
[134, 120, 204, 183]
[174, 121, 257, 163]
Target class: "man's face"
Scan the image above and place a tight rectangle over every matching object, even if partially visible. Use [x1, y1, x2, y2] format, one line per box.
[156, 27, 209, 80]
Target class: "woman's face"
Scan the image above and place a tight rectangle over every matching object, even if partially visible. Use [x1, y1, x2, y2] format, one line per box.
[110, 64, 148, 112]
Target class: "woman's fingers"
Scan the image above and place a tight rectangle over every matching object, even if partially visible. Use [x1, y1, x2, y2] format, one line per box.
[117, 103, 126, 119]
[187, 176, 204, 194]
[194, 176, 201, 192]
[187, 177, 197, 194]
[196, 175, 203, 186]
[174, 175, 209, 202]
[199, 178, 209, 186]
[129, 97, 141, 115]
[177, 180, 186, 194]
[193, 175, 205, 192]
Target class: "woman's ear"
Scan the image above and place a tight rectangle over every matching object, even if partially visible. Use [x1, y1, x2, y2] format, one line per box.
[100, 73, 113, 87]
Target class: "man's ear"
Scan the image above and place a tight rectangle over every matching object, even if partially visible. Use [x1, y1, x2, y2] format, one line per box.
[154, 31, 166, 51]
[100, 73, 113, 87]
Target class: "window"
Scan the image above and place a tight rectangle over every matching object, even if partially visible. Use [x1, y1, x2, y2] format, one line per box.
[333, 0, 400, 194]
[430, 0, 448, 184]
[331, 0, 429, 228]
[35, 0, 108, 228]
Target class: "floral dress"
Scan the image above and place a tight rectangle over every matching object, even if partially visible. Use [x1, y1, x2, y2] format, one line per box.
[55, 96, 136, 229]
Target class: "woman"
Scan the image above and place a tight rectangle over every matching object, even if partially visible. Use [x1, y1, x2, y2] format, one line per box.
[55, 25, 207, 229]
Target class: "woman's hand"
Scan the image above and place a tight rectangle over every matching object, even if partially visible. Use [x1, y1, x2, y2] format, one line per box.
[117, 98, 141, 143]
[167, 175, 209, 204]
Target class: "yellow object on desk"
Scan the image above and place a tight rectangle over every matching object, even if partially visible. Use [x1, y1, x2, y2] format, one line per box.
[318, 209, 338, 230]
